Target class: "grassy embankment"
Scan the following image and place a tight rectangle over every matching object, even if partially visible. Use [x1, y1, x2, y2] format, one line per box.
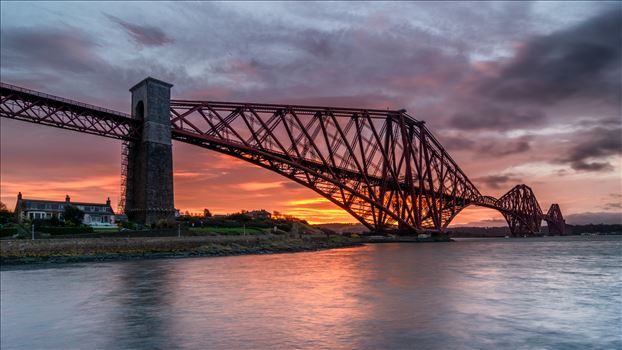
[0, 233, 362, 265]
[187, 226, 270, 235]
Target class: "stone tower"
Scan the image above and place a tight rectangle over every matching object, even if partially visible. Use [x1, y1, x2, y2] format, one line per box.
[125, 77, 175, 225]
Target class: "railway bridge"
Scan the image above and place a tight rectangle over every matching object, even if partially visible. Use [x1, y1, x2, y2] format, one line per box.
[0, 78, 566, 235]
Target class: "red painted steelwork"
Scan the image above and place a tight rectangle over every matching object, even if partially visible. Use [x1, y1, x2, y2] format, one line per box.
[544, 203, 566, 235]
[0, 82, 565, 235]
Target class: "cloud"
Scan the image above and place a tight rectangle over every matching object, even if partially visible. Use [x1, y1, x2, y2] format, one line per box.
[450, 104, 546, 131]
[238, 181, 286, 191]
[565, 212, 622, 225]
[478, 138, 531, 157]
[0, 27, 102, 73]
[474, 173, 522, 190]
[106, 15, 174, 47]
[558, 126, 622, 172]
[603, 193, 622, 210]
[476, 9, 622, 104]
[287, 198, 330, 206]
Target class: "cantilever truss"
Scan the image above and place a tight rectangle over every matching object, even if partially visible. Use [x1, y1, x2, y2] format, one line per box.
[544, 203, 566, 235]
[495, 185, 543, 235]
[169, 100, 481, 232]
[0, 82, 566, 235]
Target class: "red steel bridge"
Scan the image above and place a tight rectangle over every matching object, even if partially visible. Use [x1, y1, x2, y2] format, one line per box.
[0, 79, 565, 235]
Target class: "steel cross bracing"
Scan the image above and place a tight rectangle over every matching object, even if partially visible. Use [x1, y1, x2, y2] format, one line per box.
[0, 83, 140, 140]
[169, 100, 483, 232]
[0, 82, 566, 235]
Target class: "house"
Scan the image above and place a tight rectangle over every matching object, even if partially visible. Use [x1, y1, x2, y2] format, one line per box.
[14, 192, 116, 227]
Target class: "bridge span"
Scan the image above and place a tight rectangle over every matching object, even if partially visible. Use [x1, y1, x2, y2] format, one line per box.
[0, 78, 565, 235]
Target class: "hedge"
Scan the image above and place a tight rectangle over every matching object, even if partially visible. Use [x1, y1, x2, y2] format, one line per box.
[39, 226, 94, 235]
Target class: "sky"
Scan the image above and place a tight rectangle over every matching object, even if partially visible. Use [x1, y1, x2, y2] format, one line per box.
[1, 1, 621, 226]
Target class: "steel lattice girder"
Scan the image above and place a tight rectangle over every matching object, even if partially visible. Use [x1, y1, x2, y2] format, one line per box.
[0, 81, 566, 234]
[544, 203, 566, 235]
[0, 83, 140, 140]
[169, 100, 481, 232]
[495, 184, 543, 235]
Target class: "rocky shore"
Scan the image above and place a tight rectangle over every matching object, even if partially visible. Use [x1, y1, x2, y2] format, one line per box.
[0, 235, 363, 265]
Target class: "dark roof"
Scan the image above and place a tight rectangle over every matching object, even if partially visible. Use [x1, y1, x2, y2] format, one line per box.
[21, 199, 110, 207]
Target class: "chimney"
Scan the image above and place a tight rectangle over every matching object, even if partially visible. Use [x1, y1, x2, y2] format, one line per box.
[65, 195, 71, 203]
[17, 192, 22, 200]
[106, 197, 111, 206]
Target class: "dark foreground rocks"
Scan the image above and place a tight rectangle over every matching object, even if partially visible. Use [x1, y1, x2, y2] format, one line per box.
[0, 235, 363, 265]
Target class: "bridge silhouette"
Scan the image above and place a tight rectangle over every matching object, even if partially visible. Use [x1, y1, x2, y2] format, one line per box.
[0, 78, 565, 236]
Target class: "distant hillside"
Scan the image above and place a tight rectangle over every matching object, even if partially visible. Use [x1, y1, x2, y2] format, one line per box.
[449, 224, 622, 236]
[313, 223, 368, 234]
[316, 223, 622, 236]
[447, 226, 510, 237]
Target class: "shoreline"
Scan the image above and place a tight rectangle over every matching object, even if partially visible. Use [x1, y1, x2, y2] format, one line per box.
[0, 235, 364, 266]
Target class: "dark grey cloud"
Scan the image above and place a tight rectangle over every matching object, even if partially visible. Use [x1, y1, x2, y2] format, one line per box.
[106, 15, 174, 47]
[479, 138, 531, 157]
[440, 134, 531, 158]
[603, 194, 622, 210]
[0, 27, 101, 73]
[565, 212, 622, 225]
[559, 126, 622, 172]
[474, 173, 522, 190]
[477, 9, 622, 104]
[450, 104, 546, 131]
[604, 202, 622, 210]
[437, 136, 476, 152]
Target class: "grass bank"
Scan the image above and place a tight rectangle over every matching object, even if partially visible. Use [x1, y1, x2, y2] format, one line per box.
[0, 235, 362, 265]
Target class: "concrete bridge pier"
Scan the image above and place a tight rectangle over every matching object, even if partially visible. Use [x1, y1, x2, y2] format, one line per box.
[125, 77, 175, 225]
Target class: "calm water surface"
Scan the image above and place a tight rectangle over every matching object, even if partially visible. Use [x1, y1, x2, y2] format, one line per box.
[1, 236, 621, 350]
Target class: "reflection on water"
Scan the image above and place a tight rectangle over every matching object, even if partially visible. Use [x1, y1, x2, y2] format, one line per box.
[1, 236, 621, 350]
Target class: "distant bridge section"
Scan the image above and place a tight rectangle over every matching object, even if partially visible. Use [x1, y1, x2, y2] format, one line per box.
[0, 79, 566, 235]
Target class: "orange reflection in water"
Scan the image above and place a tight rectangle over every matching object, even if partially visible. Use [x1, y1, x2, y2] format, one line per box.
[163, 246, 375, 349]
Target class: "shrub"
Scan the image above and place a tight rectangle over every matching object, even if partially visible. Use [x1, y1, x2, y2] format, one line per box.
[0, 211, 14, 224]
[120, 221, 140, 230]
[0, 227, 18, 237]
[63, 205, 84, 225]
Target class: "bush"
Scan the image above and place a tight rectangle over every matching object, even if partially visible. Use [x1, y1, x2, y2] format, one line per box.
[63, 205, 84, 226]
[120, 221, 141, 230]
[39, 226, 94, 235]
[0, 211, 14, 224]
[0, 227, 18, 237]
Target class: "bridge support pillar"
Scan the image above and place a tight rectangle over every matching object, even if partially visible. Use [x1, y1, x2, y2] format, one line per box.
[125, 77, 175, 225]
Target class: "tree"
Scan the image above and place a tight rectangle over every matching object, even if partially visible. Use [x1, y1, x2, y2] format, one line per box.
[63, 205, 84, 226]
[203, 208, 212, 218]
[0, 201, 8, 212]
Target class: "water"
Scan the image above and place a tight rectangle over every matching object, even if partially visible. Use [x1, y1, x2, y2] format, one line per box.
[1, 236, 621, 350]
